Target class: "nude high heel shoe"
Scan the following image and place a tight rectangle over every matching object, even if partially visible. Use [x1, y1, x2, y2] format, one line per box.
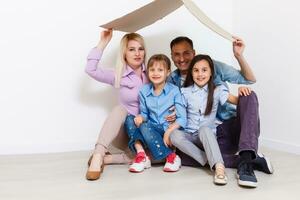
[86, 155, 105, 181]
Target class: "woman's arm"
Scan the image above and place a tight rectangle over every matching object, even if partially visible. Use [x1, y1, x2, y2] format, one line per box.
[96, 29, 113, 51]
[85, 29, 115, 85]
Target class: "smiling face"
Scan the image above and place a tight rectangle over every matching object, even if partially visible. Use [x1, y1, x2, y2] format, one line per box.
[171, 41, 195, 75]
[148, 61, 170, 86]
[125, 40, 145, 70]
[192, 59, 212, 87]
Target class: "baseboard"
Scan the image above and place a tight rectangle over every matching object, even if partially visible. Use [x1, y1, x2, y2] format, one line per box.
[260, 137, 300, 155]
[2, 138, 300, 155]
[0, 141, 94, 155]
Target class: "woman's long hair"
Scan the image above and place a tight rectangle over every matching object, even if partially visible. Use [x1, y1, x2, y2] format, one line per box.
[183, 54, 215, 115]
[114, 33, 146, 88]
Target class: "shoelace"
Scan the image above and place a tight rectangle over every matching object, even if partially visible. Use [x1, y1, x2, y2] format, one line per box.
[215, 165, 225, 178]
[134, 152, 146, 163]
[239, 162, 254, 175]
[166, 153, 176, 164]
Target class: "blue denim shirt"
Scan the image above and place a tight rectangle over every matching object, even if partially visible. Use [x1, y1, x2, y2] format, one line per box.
[139, 82, 187, 131]
[182, 84, 229, 134]
[167, 59, 254, 121]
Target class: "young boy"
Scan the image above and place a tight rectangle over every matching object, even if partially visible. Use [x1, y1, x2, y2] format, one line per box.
[125, 54, 186, 173]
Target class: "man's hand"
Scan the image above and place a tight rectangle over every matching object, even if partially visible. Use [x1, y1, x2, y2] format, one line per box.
[134, 115, 144, 127]
[232, 36, 245, 58]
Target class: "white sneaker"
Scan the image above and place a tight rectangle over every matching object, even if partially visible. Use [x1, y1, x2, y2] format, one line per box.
[129, 152, 151, 173]
[214, 164, 227, 185]
[163, 153, 181, 172]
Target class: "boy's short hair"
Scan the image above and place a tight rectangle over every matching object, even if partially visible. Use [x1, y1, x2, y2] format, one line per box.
[147, 54, 171, 70]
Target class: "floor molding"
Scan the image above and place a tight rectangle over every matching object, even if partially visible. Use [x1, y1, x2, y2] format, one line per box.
[2, 138, 300, 155]
[260, 137, 300, 155]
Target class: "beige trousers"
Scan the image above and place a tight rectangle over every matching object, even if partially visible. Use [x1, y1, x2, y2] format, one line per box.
[94, 105, 133, 164]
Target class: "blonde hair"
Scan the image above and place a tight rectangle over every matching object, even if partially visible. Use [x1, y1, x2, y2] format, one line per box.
[114, 32, 146, 88]
[147, 54, 171, 71]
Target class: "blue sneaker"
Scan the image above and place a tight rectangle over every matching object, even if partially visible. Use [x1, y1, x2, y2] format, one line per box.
[237, 161, 258, 188]
[252, 153, 274, 174]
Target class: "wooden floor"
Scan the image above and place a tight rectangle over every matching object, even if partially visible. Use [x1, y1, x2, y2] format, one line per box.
[1, 147, 300, 200]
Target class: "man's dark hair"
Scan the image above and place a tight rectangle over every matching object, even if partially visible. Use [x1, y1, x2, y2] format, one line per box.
[170, 36, 194, 49]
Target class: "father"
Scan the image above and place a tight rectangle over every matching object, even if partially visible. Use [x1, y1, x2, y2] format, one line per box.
[168, 36, 273, 188]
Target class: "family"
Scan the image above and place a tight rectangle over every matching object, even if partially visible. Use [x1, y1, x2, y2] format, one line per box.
[84, 29, 274, 188]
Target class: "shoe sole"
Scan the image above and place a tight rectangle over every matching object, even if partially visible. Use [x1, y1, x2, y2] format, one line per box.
[236, 174, 258, 188]
[129, 160, 151, 173]
[129, 166, 151, 173]
[257, 153, 274, 174]
[214, 180, 227, 185]
[163, 166, 181, 172]
[214, 176, 228, 185]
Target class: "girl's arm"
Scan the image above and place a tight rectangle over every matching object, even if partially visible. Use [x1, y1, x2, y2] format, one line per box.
[226, 86, 252, 105]
[163, 122, 180, 147]
[227, 94, 239, 105]
[164, 88, 187, 147]
[85, 29, 115, 86]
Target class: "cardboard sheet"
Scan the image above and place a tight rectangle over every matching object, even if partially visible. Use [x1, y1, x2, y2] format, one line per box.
[100, 0, 234, 42]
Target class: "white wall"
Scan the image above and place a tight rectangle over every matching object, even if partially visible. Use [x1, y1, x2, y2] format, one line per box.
[233, 0, 300, 154]
[0, 0, 234, 154]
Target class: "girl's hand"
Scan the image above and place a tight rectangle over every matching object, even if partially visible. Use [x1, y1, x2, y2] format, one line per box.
[165, 106, 176, 122]
[97, 29, 113, 50]
[134, 115, 144, 127]
[163, 130, 172, 147]
[238, 86, 252, 96]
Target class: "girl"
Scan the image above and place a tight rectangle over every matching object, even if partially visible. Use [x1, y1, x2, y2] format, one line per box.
[170, 54, 239, 185]
[125, 54, 186, 173]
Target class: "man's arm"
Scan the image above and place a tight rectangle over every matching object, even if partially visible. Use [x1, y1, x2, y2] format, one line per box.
[233, 36, 256, 83]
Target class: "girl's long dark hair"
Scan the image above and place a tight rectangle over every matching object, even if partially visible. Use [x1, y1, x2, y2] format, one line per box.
[183, 54, 215, 116]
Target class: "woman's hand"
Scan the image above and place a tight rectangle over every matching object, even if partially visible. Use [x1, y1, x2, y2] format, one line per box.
[97, 29, 113, 50]
[134, 115, 144, 127]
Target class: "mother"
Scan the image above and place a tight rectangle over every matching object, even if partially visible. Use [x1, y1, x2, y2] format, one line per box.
[85, 29, 148, 180]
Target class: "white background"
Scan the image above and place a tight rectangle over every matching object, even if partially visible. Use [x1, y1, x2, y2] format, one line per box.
[0, 0, 299, 154]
